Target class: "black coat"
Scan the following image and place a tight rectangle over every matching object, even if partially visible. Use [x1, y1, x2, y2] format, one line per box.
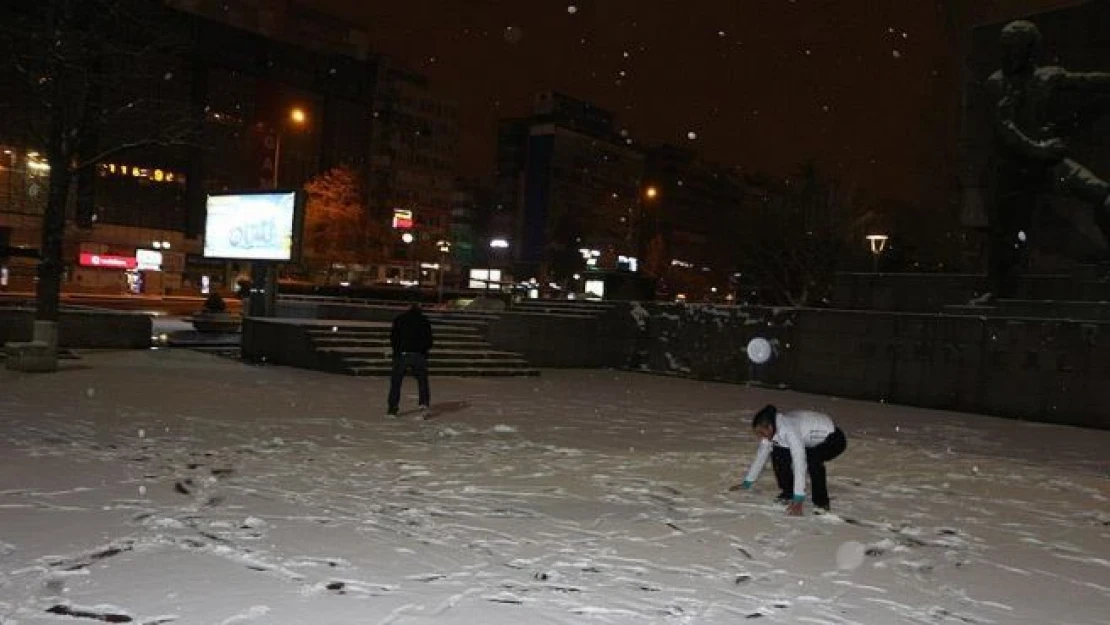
[390, 306, 434, 356]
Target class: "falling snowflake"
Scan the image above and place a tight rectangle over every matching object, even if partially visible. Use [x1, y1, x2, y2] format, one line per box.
[892, 50, 902, 59]
[687, 131, 697, 140]
[567, 5, 578, 14]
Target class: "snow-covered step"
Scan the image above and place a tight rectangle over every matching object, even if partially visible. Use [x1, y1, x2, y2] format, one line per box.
[311, 337, 490, 348]
[341, 352, 536, 364]
[346, 365, 540, 377]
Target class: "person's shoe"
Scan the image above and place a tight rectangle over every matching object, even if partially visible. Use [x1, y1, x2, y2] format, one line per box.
[385, 408, 399, 418]
[775, 492, 793, 503]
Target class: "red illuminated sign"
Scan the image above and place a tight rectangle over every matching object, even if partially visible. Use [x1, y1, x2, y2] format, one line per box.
[392, 208, 414, 230]
[79, 253, 137, 269]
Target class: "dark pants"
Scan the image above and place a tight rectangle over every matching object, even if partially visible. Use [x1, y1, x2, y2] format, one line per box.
[387, 352, 429, 412]
[772, 428, 847, 509]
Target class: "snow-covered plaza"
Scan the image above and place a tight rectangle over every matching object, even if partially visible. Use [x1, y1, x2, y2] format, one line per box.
[1, 350, 1107, 624]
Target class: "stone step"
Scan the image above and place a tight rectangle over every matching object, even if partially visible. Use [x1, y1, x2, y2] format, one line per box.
[424, 311, 502, 321]
[329, 349, 528, 361]
[306, 326, 482, 338]
[312, 337, 489, 348]
[346, 364, 541, 377]
[512, 302, 614, 314]
[504, 309, 600, 319]
[945, 299, 1110, 321]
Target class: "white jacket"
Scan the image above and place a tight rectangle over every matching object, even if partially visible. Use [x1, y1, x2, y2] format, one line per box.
[743, 410, 836, 498]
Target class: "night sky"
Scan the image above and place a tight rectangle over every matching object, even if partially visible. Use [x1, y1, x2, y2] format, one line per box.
[315, 0, 1087, 209]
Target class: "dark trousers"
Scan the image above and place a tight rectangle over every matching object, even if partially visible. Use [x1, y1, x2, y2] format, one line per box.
[772, 428, 847, 509]
[387, 352, 430, 411]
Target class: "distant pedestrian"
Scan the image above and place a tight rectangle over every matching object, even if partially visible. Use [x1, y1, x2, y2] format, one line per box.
[386, 302, 434, 417]
[730, 404, 847, 515]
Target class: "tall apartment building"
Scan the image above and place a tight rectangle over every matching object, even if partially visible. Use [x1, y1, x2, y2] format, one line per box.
[368, 59, 460, 255]
[641, 144, 748, 297]
[497, 92, 644, 279]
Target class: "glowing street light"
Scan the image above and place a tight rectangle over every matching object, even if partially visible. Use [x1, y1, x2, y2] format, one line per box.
[272, 106, 309, 188]
[644, 185, 659, 200]
[866, 234, 889, 273]
[489, 238, 509, 249]
[401, 232, 415, 244]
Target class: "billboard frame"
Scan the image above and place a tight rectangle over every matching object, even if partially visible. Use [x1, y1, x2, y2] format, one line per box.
[202, 189, 307, 263]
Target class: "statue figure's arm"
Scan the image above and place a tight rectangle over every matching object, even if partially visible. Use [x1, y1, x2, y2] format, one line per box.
[994, 94, 1065, 161]
[1058, 69, 1110, 92]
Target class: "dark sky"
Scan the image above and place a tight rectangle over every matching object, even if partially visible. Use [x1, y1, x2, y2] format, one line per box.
[315, 0, 1087, 209]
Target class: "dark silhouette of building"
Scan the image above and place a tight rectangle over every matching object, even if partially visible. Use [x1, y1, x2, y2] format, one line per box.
[0, 1, 457, 293]
[497, 92, 644, 280]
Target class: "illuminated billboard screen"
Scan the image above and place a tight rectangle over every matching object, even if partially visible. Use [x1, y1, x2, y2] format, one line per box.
[203, 191, 305, 261]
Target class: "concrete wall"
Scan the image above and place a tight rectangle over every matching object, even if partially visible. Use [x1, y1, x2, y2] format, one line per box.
[0, 308, 152, 349]
[616, 303, 1107, 429]
[789, 310, 1109, 429]
[485, 309, 634, 368]
[833, 272, 1110, 312]
[241, 318, 343, 372]
[275, 300, 401, 323]
[261, 295, 1109, 428]
[611, 303, 796, 386]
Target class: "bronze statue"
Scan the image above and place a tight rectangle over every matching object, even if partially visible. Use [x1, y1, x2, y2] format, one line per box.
[980, 20, 1110, 302]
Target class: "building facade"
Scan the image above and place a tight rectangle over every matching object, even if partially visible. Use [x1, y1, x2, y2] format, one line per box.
[1, 1, 456, 294]
[642, 144, 748, 299]
[497, 92, 645, 281]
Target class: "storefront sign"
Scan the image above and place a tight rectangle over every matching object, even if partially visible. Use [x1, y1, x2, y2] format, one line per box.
[79, 253, 137, 269]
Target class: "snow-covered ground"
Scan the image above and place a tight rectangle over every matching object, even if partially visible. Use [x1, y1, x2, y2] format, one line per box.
[1, 350, 1107, 625]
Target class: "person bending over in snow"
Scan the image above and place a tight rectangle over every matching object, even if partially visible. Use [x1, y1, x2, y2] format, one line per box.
[730, 404, 847, 515]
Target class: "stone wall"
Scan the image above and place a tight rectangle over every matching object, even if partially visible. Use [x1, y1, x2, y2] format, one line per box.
[241, 318, 342, 372]
[612, 303, 796, 386]
[485, 309, 635, 368]
[789, 310, 1108, 429]
[262, 295, 1109, 428]
[833, 272, 1110, 312]
[0, 308, 151, 349]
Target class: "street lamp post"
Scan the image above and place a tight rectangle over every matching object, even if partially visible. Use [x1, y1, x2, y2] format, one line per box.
[489, 237, 509, 292]
[250, 107, 308, 319]
[639, 185, 659, 269]
[866, 234, 889, 273]
[272, 107, 307, 188]
[401, 231, 416, 287]
[436, 240, 451, 303]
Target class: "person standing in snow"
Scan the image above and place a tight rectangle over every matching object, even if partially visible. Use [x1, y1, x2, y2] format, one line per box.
[386, 301, 434, 417]
[730, 404, 847, 515]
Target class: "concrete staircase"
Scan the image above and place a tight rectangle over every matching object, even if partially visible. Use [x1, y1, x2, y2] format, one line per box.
[510, 299, 619, 318]
[306, 319, 539, 377]
[943, 263, 1110, 322]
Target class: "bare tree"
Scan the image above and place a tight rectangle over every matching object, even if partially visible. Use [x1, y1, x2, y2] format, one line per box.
[303, 166, 390, 280]
[0, 1, 200, 358]
[737, 163, 871, 306]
